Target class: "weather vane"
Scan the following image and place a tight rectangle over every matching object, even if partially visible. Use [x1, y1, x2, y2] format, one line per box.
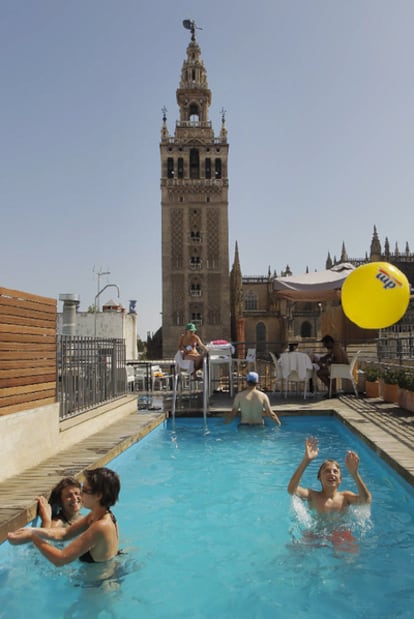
[182, 19, 202, 41]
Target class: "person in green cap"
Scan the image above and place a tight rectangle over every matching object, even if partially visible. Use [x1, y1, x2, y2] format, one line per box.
[178, 322, 207, 375]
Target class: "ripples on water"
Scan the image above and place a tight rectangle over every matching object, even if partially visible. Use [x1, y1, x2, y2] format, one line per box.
[1, 416, 414, 618]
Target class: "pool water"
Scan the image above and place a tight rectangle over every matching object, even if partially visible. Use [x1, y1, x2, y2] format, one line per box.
[1, 416, 414, 618]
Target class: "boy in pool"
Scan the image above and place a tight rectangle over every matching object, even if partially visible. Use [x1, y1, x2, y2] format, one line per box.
[287, 436, 371, 513]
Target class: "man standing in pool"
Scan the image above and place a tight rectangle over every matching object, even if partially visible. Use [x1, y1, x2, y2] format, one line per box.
[287, 436, 371, 512]
[224, 371, 281, 426]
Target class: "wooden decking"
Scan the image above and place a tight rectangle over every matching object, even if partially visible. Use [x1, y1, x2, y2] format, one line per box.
[1, 392, 414, 544]
[0, 411, 166, 543]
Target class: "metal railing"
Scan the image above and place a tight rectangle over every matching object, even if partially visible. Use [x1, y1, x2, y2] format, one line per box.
[57, 336, 127, 421]
[377, 335, 414, 365]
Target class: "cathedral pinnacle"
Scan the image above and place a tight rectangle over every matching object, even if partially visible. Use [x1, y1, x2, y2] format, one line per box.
[160, 105, 169, 141]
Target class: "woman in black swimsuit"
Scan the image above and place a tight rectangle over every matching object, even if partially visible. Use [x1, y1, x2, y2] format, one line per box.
[8, 467, 120, 566]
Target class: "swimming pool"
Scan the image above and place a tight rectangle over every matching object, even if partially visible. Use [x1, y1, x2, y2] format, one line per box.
[1, 416, 414, 618]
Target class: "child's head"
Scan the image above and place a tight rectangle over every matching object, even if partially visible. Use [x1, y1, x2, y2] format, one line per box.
[317, 459, 342, 482]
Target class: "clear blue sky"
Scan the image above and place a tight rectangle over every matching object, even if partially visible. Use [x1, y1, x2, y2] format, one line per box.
[2, 1, 414, 338]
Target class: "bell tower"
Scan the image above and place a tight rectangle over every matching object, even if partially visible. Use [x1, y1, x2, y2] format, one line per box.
[160, 21, 230, 357]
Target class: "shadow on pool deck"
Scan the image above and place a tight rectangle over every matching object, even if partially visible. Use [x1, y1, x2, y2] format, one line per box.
[1, 391, 414, 544]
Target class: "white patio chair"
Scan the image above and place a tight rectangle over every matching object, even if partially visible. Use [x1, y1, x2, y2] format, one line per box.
[173, 351, 195, 391]
[126, 365, 136, 391]
[269, 352, 283, 394]
[151, 364, 171, 391]
[329, 350, 361, 398]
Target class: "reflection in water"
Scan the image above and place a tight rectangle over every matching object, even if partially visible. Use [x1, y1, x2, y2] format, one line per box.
[63, 553, 141, 618]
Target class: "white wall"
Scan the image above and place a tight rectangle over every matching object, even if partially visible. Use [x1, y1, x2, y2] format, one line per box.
[57, 311, 138, 360]
[0, 396, 137, 483]
[0, 403, 59, 482]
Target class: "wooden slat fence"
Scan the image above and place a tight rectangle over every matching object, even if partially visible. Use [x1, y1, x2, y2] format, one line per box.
[0, 287, 57, 416]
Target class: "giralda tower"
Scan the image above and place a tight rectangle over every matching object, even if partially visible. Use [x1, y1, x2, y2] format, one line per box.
[160, 21, 230, 357]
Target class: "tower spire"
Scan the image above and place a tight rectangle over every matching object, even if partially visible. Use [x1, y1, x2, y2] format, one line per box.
[370, 225, 382, 261]
[160, 22, 230, 356]
[182, 19, 202, 42]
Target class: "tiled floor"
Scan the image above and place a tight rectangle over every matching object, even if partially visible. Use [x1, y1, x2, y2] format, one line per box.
[1, 392, 413, 544]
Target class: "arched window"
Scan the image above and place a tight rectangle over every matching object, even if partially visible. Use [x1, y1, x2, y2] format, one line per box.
[215, 158, 222, 179]
[177, 157, 184, 178]
[205, 158, 211, 179]
[167, 157, 174, 179]
[190, 149, 200, 179]
[189, 103, 199, 121]
[300, 321, 312, 337]
[256, 322, 266, 354]
[190, 279, 201, 296]
[245, 291, 257, 311]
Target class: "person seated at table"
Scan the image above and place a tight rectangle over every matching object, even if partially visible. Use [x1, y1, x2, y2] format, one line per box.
[177, 322, 208, 374]
[315, 335, 349, 396]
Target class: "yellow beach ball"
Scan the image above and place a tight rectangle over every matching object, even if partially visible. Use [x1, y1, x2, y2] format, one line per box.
[341, 262, 410, 329]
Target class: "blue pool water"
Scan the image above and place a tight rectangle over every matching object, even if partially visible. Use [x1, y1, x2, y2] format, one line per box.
[1, 416, 414, 618]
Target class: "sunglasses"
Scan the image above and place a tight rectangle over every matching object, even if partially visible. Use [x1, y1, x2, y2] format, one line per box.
[81, 485, 94, 495]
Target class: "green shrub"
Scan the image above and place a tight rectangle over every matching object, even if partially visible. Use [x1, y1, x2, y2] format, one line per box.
[398, 370, 414, 391]
[365, 365, 381, 382]
[381, 366, 404, 385]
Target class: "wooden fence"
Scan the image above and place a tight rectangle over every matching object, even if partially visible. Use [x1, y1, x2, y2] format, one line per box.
[0, 287, 57, 416]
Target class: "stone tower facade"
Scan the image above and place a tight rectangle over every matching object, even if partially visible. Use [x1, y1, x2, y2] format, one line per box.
[160, 24, 230, 357]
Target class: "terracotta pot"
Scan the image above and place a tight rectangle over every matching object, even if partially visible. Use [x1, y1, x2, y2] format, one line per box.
[398, 388, 414, 413]
[365, 380, 380, 398]
[382, 382, 399, 404]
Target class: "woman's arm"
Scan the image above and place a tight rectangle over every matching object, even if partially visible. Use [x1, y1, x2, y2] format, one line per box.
[195, 335, 208, 353]
[8, 514, 90, 545]
[31, 521, 102, 566]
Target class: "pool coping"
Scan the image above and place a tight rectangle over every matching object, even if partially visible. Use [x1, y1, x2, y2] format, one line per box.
[0, 411, 166, 544]
[1, 393, 413, 544]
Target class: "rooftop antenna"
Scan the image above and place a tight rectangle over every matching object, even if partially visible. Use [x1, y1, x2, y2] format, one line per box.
[182, 19, 202, 41]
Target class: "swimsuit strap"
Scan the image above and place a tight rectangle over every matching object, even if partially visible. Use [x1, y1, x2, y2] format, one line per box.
[108, 509, 119, 538]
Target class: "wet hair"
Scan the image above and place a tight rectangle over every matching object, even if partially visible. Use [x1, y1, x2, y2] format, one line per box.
[84, 467, 120, 508]
[317, 459, 342, 481]
[49, 477, 81, 519]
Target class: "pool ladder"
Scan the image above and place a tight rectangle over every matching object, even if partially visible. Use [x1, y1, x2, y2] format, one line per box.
[171, 355, 208, 426]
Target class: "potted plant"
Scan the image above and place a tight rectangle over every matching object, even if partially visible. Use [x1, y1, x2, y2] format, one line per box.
[381, 366, 402, 403]
[398, 369, 414, 413]
[364, 365, 381, 398]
